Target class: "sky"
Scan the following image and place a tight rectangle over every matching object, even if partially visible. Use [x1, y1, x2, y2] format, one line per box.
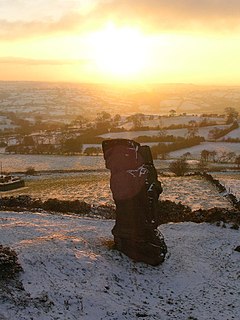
[1, 0, 240, 85]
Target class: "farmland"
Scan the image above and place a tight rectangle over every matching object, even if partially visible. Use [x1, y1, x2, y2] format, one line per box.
[1, 171, 237, 211]
[0, 82, 240, 320]
[0, 81, 239, 208]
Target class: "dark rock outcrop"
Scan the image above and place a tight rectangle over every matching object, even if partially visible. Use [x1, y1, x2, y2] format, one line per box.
[102, 139, 167, 266]
[234, 245, 240, 252]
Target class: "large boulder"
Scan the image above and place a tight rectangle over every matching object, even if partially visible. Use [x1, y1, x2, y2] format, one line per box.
[102, 139, 167, 265]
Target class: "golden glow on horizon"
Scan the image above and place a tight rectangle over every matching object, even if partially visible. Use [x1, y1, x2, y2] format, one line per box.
[89, 24, 149, 81]
[1, 21, 240, 85]
[1, 0, 240, 85]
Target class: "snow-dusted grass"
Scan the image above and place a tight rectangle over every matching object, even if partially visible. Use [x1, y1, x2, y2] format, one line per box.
[2, 172, 112, 206]
[222, 125, 240, 139]
[160, 176, 232, 210]
[120, 115, 225, 130]
[0, 154, 105, 173]
[211, 172, 240, 201]
[2, 173, 233, 210]
[0, 211, 239, 320]
[169, 142, 240, 159]
[162, 125, 230, 139]
[0, 153, 169, 174]
[1, 142, 238, 175]
[100, 130, 162, 140]
[100, 125, 230, 140]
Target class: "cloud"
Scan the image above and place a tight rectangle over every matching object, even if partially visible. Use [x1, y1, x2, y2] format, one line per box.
[0, 12, 89, 40]
[1, 0, 240, 40]
[0, 0, 87, 22]
[0, 0, 103, 40]
[0, 57, 89, 65]
[94, 0, 240, 33]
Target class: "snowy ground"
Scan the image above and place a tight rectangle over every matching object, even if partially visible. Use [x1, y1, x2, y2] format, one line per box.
[2, 173, 233, 210]
[211, 172, 240, 201]
[169, 142, 240, 159]
[119, 116, 226, 131]
[160, 176, 233, 210]
[0, 154, 105, 173]
[100, 125, 230, 140]
[222, 126, 240, 139]
[0, 211, 239, 320]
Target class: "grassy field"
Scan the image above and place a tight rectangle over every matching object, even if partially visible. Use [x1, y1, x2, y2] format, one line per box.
[2, 172, 234, 210]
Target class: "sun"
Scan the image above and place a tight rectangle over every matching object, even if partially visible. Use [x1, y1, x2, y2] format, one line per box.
[89, 23, 149, 81]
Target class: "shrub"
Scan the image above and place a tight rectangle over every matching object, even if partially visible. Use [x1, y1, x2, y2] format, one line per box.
[169, 159, 189, 176]
[25, 166, 36, 175]
[42, 198, 91, 214]
[0, 245, 22, 279]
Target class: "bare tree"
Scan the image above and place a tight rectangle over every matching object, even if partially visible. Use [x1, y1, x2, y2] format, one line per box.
[186, 120, 199, 138]
[201, 150, 210, 163]
[235, 155, 240, 168]
[127, 113, 145, 129]
[197, 159, 208, 173]
[181, 152, 192, 159]
[95, 111, 112, 130]
[169, 109, 176, 117]
[209, 150, 217, 162]
[113, 114, 121, 126]
[225, 107, 239, 124]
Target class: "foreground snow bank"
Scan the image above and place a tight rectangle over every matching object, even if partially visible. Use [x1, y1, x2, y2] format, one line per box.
[0, 211, 239, 320]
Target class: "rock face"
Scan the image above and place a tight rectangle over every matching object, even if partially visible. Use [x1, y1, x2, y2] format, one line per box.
[102, 139, 167, 266]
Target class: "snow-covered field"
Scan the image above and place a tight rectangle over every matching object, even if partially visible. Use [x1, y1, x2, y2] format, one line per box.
[160, 176, 233, 210]
[13, 172, 113, 206]
[0, 154, 105, 173]
[169, 142, 240, 159]
[100, 130, 163, 140]
[1, 143, 239, 174]
[0, 153, 171, 173]
[222, 126, 240, 139]
[0, 211, 239, 320]
[2, 173, 233, 211]
[100, 125, 230, 140]
[120, 116, 225, 130]
[211, 172, 240, 201]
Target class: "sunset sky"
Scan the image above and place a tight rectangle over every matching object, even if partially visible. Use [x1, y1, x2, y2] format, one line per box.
[1, 0, 240, 85]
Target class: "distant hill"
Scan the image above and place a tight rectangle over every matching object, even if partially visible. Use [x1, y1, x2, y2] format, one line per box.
[0, 81, 240, 117]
